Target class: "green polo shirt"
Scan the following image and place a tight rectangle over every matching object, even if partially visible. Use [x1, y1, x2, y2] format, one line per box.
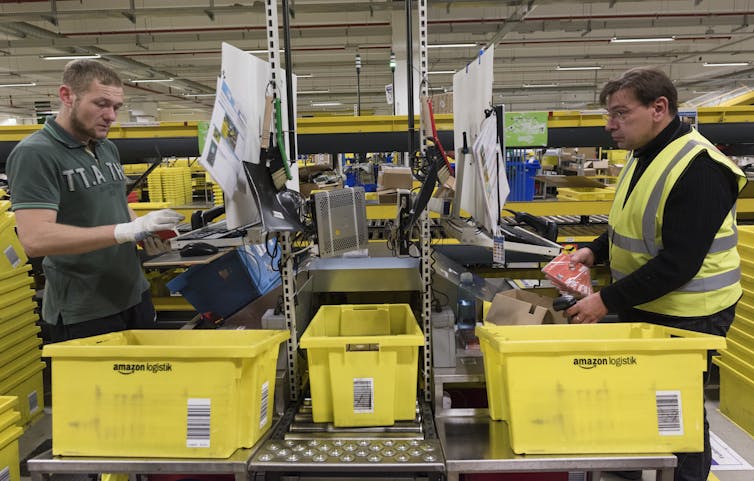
[6, 117, 149, 325]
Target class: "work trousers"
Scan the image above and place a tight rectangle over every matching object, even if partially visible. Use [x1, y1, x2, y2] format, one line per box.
[49, 289, 157, 343]
[619, 304, 736, 481]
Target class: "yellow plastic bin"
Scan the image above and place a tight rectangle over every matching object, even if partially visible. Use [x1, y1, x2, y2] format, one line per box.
[300, 304, 424, 427]
[713, 356, 754, 437]
[0, 425, 23, 481]
[0, 362, 44, 426]
[476, 322, 725, 454]
[0, 216, 27, 273]
[43, 329, 289, 458]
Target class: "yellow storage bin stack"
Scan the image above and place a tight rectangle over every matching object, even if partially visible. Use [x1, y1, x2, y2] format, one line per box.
[0, 396, 23, 481]
[476, 322, 725, 454]
[147, 167, 165, 203]
[300, 304, 424, 427]
[122, 163, 150, 176]
[0, 209, 44, 427]
[0, 210, 26, 272]
[43, 329, 289, 458]
[147, 166, 192, 205]
[211, 180, 224, 207]
[713, 225, 754, 437]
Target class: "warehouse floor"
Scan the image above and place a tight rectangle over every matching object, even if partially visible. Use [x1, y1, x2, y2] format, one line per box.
[16, 398, 754, 481]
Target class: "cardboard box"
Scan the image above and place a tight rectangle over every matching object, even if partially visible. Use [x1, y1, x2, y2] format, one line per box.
[378, 165, 413, 190]
[299, 180, 342, 198]
[430, 92, 453, 114]
[607, 164, 623, 177]
[585, 159, 609, 169]
[485, 290, 567, 326]
[378, 189, 398, 204]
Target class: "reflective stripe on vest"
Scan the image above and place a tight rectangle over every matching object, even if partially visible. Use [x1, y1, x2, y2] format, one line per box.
[612, 266, 741, 292]
[609, 139, 737, 257]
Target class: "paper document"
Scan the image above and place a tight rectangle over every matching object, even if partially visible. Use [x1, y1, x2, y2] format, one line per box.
[199, 77, 249, 194]
[471, 111, 508, 236]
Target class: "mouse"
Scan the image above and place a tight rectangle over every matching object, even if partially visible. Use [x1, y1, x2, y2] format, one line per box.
[179, 242, 219, 257]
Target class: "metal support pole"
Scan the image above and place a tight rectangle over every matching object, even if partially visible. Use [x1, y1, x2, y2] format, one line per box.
[405, 0, 415, 156]
[355, 53, 362, 116]
[281, 0, 296, 160]
[390, 50, 396, 116]
[417, 0, 432, 404]
[280, 232, 301, 402]
[357, 71, 361, 116]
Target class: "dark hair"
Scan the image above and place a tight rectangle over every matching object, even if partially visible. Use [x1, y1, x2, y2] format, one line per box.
[62, 59, 122, 95]
[599, 67, 678, 115]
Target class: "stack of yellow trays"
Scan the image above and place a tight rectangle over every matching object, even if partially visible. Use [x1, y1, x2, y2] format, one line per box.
[0, 396, 23, 481]
[212, 181, 224, 207]
[122, 163, 150, 175]
[147, 167, 165, 203]
[0, 208, 45, 427]
[714, 225, 754, 437]
[153, 166, 192, 205]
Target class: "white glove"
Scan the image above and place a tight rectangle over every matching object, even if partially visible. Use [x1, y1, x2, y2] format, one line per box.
[141, 235, 172, 256]
[114, 209, 185, 244]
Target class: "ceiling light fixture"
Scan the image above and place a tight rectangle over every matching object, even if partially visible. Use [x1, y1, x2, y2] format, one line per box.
[310, 101, 342, 107]
[299, 90, 330, 94]
[0, 82, 37, 87]
[130, 78, 174, 83]
[610, 36, 675, 43]
[296, 74, 314, 78]
[427, 43, 477, 49]
[41, 54, 101, 60]
[703, 62, 750, 67]
[522, 83, 558, 88]
[556, 65, 602, 71]
[428, 70, 455, 75]
[183, 93, 216, 97]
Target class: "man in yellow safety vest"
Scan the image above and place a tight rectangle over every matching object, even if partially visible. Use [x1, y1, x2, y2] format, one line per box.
[567, 67, 746, 481]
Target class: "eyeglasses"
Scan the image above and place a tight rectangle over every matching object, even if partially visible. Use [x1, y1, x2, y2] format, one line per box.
[603, 109, 631, 122]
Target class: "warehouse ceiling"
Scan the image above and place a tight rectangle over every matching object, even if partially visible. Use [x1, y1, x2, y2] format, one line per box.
[0, 0, 754, 123]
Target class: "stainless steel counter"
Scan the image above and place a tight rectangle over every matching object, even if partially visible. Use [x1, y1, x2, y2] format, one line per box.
[437, 415, 677, 481]
[27, 447, 255, 481]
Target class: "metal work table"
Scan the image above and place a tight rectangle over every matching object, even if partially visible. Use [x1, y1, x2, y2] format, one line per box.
[249, 403, 445, 480]
[27, 448, 256, 481]
[437, 415, 677, 481]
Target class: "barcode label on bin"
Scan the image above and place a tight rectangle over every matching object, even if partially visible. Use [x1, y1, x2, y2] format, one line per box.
[4, 246, 20, 268]
[353, 378, 374, 413]
[28, 389, 38, 414]
[186, 398, 211, 447]
[0, 466, 10, 481]
[656, 390, 684, 435]
[260, 381, 269, 428]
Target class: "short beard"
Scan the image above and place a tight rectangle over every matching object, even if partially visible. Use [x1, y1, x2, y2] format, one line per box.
[69, 101, 99, 141]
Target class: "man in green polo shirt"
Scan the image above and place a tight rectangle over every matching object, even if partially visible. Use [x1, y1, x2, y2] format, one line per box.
[6, 59, 184, 341]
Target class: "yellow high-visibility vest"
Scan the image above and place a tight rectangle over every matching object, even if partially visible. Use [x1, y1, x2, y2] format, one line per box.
[608, 128, 746, 316]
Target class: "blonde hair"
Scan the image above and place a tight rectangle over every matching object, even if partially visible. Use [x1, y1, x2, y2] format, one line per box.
[62, 59, 122, 95]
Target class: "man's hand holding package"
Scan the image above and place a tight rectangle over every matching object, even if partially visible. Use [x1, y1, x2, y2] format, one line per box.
[114, 209, 184, 244]
[566, 292, 608, 324]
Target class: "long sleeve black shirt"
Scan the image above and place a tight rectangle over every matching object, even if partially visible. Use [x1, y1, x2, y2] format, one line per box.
[588, 116, 741, 323]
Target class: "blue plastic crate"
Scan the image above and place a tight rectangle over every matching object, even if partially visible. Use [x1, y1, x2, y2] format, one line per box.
[506, 160, 539, 201]
[167, 240, 281, 318]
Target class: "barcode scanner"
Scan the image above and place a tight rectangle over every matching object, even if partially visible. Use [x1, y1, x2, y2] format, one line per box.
[553, 295, 577, 323]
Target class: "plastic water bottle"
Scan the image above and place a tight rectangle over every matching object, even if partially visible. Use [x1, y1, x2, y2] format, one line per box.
[456, 272, 477, 329]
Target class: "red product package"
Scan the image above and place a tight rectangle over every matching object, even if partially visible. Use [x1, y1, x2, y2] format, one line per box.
[541, 253, 593, 298]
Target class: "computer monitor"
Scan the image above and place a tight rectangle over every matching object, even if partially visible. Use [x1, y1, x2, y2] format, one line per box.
[242, 161, 304, 233]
